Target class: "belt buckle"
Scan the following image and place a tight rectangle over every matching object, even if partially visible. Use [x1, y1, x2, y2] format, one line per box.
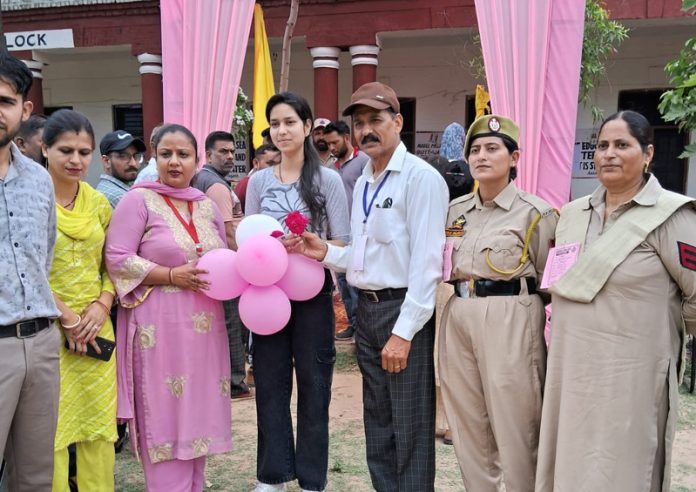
[456, 281, 471, 298]
[365, 291, 380, 303]
[16, 319, 39, 339]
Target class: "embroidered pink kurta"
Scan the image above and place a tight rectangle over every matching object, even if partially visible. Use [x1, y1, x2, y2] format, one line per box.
[105, 183, 231, 464]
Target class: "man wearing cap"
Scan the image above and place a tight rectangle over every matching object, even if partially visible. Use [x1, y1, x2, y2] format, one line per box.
[287, 82, 448, 491]
[439, 114, 556, 491]
[311, 118, 338, 169]
[96, 130, 147, 208]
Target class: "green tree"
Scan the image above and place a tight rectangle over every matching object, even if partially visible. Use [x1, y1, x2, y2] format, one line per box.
[658, 0, 696, 157]
[581, 0, 629, 122]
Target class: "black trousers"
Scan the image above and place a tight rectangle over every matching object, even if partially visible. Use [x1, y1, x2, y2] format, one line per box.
[253, 271, 335, 491]
[355, 295, 436, 492]
[223, 298, 248, 392]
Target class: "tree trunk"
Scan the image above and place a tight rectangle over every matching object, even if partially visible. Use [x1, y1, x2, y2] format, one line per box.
[279, 0, 299, 93]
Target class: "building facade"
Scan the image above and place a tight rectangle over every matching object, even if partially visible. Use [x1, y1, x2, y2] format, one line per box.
[3, 0, 694, 196]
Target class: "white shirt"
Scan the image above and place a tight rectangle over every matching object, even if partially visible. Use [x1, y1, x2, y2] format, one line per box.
[323, 142, 448, 341]
[134, 157, 158, 184]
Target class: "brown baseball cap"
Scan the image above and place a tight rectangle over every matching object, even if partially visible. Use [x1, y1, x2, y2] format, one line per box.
[342, 82, 400, 116]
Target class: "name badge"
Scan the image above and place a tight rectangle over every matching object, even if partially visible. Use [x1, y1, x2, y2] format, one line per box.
[540, 242, 581, 289]
[352, 234, 368, 271]
[442, 240, 454, 281]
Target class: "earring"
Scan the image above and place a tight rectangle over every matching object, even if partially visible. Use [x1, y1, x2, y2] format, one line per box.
[644, 162, 649, 173]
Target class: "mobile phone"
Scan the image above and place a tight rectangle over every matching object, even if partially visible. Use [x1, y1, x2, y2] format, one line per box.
[64, 336, 115, 362]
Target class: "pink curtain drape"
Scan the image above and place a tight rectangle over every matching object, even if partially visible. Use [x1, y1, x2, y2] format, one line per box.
[475, 0, 585, 207]
[161, 0, 255, 160]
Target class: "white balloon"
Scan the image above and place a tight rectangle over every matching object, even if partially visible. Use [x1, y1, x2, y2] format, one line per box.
[235, 214, 284, 246]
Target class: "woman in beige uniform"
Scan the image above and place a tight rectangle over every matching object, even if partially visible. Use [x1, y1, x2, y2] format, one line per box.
[536, 110, 696, 492]
[439, 115, 557, 492]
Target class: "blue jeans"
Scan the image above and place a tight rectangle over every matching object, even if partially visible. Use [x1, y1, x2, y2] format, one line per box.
[253, 271, 336, 491]
[336, 272, 358, 330]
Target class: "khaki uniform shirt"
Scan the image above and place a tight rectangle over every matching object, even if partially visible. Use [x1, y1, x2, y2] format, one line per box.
[447, 182, 557, 285]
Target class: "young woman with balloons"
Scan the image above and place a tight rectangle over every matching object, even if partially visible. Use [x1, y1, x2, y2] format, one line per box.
[105, 124, 232, 492]
[245, 92, 350, 492]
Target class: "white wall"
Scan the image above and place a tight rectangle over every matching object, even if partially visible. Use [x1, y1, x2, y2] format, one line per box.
[38, 19, 694, 192]
[572, 21, 696, 198]
[39, 46, 142, 185]
[240, 22, 695, 200]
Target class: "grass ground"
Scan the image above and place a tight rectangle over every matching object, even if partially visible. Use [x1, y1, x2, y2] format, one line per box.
[115, 344, 696, 492]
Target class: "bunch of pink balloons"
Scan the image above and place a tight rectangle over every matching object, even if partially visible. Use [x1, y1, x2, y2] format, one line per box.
[197, 214, 326, 336]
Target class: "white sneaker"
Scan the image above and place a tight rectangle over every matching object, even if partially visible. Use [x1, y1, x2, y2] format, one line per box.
[252, 482, 286, 492]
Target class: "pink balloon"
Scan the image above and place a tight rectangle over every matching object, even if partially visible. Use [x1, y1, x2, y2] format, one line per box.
[239, 285, 291, 335]
[197, 248, 249, 300]
[236, 235, 289, 286]
[276, 254, 326, 301]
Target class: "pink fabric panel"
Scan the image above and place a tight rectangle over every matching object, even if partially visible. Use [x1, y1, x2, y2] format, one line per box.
[475, 0, 584, 208]
[536, 1, 585, 206]
[161, 0, 254, 161]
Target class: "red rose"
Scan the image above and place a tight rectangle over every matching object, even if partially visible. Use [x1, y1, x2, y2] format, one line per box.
[286, 211, 309, 234]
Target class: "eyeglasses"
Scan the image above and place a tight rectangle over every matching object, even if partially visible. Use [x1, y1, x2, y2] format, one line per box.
[111, 151, 143, 164]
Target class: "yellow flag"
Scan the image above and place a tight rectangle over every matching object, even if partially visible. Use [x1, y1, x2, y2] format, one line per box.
[475, 84, 491, 119]
[252, 3, 275, 150]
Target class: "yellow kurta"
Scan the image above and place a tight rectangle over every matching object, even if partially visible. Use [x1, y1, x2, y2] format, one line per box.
[49, 182, 117, 451]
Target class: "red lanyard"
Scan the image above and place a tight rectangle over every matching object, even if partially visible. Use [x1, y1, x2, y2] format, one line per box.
[162, 196, 202, 255]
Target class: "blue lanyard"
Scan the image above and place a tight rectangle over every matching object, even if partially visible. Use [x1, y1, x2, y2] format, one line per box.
[362, 171, 391, 223]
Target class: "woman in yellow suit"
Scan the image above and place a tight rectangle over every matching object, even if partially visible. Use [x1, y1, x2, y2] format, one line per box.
[43, 110, 117, 492]
[439, 115, 557, 492]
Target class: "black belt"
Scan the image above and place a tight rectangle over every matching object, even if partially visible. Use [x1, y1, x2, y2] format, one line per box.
[358, 287, 408, 303]
[457, 278, 537, 298]
[0, 318, 52, 339]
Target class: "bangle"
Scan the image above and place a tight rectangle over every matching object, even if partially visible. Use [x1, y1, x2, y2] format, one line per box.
[91, 299, 110, 314]
[62, 315, 82, 330]
[169, 268, 174, 285]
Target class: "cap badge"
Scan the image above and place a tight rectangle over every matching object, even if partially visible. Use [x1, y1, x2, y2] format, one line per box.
[375, 95, 384, 100]
[488, 117, 501, 132]
[117, 132, 131, 140]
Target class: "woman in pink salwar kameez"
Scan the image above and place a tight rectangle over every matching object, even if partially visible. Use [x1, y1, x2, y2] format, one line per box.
[105, 124, 231, 492]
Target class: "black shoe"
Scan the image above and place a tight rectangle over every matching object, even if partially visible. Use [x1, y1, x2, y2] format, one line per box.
[114, 426, 128, 454]
[231, 382, 255, 400]
[335, 326, 355, 341]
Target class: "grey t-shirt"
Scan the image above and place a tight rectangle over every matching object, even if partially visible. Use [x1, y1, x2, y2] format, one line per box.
[246, 165, 350, 242]
[339, 150, 369, 216]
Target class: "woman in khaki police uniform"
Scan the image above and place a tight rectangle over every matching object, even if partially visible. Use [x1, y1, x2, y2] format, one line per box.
[439, 115, 557, 492]
[536, 111, 696, 492]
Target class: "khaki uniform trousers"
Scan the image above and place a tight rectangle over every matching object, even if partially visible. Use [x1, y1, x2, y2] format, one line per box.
[439, 291, 546, 492]
[0, 325, 60, 492]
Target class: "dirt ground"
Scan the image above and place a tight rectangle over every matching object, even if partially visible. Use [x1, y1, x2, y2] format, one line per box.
[115, 296, 696, 490]
[115, 349, 696, 492]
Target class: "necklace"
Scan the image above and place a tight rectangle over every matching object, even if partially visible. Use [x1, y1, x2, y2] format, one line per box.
[276, 162, 301, 184]
[60, 183, 80, 209]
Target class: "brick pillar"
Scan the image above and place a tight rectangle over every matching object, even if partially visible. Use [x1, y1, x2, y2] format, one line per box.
[349, 45, 380, 92]
[309, 47, 340, 121]
[20, 59, 45, 113]
[136, 53, 163, 151]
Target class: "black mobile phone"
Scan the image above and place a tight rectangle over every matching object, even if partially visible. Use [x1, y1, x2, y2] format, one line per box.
[64, 336, 115, 362]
